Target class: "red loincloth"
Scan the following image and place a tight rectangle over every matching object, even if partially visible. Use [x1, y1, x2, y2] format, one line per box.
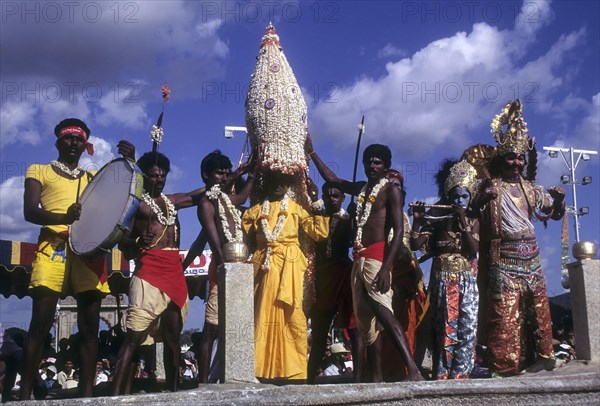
[134, 249, 188, 309]
[354, 241, 386, 262]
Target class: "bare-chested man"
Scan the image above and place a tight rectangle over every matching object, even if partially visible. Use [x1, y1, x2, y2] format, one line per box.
[111, 151, 205, 395]
[196, 150, 255, 383]
[305, 134, 423, 382]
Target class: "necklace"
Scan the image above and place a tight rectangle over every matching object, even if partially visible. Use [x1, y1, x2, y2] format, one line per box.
[354, 177, 388, 250]
[260, 193, 289, 271]
[51, 160, 82, 178]
[206, 185, 243, 243]
[141, 191, 177, 227]
[326, 207, 349, 258]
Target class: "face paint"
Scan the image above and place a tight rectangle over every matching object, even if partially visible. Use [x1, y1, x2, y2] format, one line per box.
[449, 186, 471, 208]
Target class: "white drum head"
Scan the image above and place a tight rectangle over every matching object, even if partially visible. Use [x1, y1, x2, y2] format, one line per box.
[70, 158, 140, 256]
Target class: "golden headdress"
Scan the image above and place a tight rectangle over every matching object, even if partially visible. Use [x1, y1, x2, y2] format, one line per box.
[444, 160, 479, 197]
[490, 99, 535, 156]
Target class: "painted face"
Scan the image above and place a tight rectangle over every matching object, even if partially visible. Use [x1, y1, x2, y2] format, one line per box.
[144, 165, 167, 196]
[56, 134, 86, 161]
[205, 167, 231, 188]
[448, 186, 471, 208]
[363, 156, 387, 180]
[501, 152, 525, 180]
[323, 187, 345, 213]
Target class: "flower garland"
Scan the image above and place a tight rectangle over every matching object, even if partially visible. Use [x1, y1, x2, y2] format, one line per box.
[326, 207, 349, 258]
[246, 23, 308, 175]
[259, 193, 289, 271]
[51, 160, 82, 178]
[354, 178, 388, 250]
[150, 125, 164, 144]
[141, 191, 177, 231]
[205, 185, 243, 243]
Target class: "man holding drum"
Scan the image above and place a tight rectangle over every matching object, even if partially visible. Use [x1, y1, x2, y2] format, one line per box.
[20, 118, 135, 400]
[112, 151, 205, 395]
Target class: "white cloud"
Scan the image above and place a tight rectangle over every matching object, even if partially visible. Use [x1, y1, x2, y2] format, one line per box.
[309, 0, 586, 159]
[79, 136, 118, 171]
[377, 44, 407, 59]
[95, 92, 148, 130]
[0, 176, 38, 242]
[537, 92, 600, 188]
[1, 1, 229, 147]
[0, 102, 41, 147]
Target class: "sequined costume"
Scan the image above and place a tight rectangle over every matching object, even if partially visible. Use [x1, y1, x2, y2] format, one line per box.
[484, 178, 555, 376]
[421, 216, 479, 379]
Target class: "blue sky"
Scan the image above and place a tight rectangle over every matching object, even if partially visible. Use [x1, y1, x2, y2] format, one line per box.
[1, 1, 599, 332]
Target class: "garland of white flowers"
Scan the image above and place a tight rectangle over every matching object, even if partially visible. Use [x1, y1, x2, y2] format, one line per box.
[326, 207, 349, 258]
[206, 185, 243, 243]
[150, 125, 164, 144]
[51, 160, 82, 178]
[142, 191, 177, 233]
[260, 193, 289, 271]
[354, 178, 388, 250]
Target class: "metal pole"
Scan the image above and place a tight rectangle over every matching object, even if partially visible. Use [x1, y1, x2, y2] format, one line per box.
[570, 147, 580, 242]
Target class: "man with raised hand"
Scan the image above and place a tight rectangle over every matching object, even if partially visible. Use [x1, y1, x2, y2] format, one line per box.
[305, 134, 423, 382]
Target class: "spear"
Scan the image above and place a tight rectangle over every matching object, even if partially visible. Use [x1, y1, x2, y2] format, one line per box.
[151, 83, 170, 152]
[146, 83, 170, 236]
[350, 115, 365, 203]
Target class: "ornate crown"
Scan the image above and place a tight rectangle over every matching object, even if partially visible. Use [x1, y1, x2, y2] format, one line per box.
[444, 160, 479, 197]
[490, 99, 534, 156]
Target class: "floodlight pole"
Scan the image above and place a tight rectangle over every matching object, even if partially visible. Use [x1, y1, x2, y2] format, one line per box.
[224, 126, 249, 168]
[542, 146, 598, 242]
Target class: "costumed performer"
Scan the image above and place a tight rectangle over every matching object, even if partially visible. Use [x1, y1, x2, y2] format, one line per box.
[21, 118, 134, 400]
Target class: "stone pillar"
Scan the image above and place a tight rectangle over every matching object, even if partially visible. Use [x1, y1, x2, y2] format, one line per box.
[567, 259, 599, 361]
[218, 262, 257, 383]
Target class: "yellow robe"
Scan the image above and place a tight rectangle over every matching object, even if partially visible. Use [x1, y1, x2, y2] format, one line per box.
[242, 199, 328, 380]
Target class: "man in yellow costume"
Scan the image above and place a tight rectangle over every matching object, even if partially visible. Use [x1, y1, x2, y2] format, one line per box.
[242, 171, 328, 383]
[20, 118, 133, 399]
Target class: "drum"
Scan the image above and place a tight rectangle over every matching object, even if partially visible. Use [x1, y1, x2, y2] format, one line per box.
[69, 158, 143, 257]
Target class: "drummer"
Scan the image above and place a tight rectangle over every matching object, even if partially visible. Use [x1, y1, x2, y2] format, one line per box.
[20, 118, 135, 400]
[112, 151, 205, 395]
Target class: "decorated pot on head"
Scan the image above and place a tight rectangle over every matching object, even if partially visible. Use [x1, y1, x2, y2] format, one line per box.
[245, 22, 308, 176]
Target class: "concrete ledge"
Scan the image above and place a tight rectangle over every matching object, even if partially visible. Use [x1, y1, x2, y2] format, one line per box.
[17, 361, 600, 405]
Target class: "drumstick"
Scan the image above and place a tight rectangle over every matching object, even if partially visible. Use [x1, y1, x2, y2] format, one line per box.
[76, 176, 81, 204]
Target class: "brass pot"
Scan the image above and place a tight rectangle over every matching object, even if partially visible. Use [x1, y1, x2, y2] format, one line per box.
[223, 241, 249, 263]
[572, 241, 597, 260]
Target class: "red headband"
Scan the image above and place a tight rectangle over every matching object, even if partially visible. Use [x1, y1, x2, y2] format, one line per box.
[57, 126, 94, 155]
